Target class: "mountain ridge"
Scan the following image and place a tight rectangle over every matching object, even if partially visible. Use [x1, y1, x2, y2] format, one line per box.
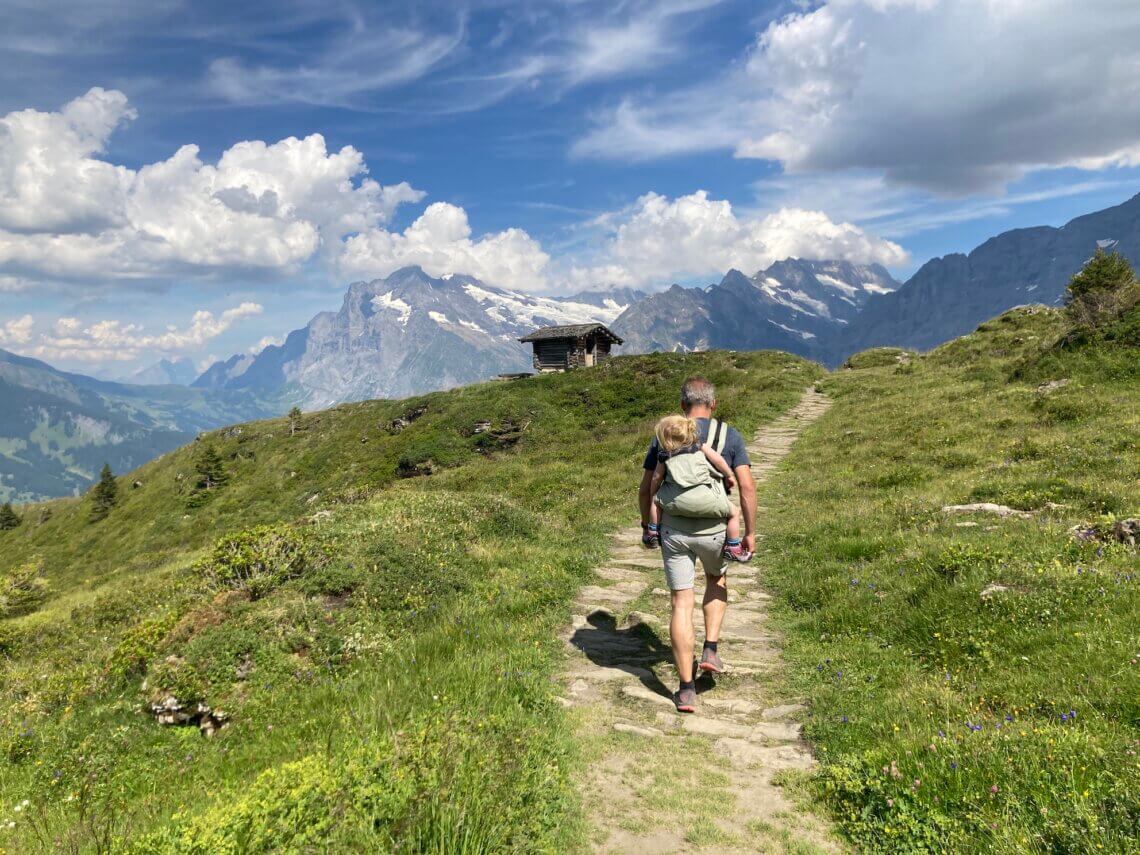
[830, 191, 1140, 360]
[193, 266, 643, 409]
[611, 258, 900, 358]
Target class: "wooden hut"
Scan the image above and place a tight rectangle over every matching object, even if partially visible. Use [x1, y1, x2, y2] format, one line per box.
[518, 323, 623, 372]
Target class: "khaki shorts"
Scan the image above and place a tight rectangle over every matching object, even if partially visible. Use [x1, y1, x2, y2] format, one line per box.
[660, 527, 727, 591]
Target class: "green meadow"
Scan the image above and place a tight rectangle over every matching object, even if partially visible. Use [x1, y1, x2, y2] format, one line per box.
[2, 295, 1138, 853]
[762, 305, 1139, 852]
[0, 351, 814, 852]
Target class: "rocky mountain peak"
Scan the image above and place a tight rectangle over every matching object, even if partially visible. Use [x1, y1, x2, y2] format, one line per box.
[611, 258, 901, 360]
[192, 268, 639, 409]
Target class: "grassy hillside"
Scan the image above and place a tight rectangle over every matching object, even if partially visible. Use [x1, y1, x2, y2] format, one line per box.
[0, 350, 817, 852]
[762, 305, 1139, 852]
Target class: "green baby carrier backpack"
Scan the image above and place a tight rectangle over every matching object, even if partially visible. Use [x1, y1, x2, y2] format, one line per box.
[656, 419, 733, 520]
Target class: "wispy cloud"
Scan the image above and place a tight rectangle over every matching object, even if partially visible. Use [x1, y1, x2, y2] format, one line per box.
[562, 0, 725, 85]
[207, 21, 467, 108]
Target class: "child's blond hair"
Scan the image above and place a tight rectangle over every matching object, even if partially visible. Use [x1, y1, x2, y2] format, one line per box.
[655, 415, 698, 453]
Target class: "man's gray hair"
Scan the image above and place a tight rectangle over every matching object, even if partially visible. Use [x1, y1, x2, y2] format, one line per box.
[680, 376, 716, 409]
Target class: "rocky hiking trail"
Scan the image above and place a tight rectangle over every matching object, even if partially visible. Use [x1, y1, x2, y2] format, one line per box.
[560, 389, 841, 853]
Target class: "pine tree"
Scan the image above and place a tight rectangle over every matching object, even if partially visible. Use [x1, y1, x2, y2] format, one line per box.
[0, 502, 20, 530]
[1067, 247, 1135, 300]
[1066, 247, 1139, 328]
[288, 406, 303, 436]
[194, 443, 228, 491]
[90, 463, 118, 521]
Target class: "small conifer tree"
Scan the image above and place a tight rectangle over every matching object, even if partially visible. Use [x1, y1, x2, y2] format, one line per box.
[194, 443, 228, 492]
[288, 406, 303, 436]
[0, 501, 20, 531]
[90, 463, 118, 521]
[1066, 247, 1139, 328]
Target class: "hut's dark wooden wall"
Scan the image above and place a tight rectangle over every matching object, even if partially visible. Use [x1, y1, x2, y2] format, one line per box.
[535, 339, 572, 369]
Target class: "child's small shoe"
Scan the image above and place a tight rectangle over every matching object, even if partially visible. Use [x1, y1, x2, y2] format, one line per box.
[722, 539, 752, 562]
[641, 523, 660, 548]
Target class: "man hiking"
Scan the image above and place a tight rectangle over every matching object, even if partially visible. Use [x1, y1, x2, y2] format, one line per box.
[639, 376, 756, 713]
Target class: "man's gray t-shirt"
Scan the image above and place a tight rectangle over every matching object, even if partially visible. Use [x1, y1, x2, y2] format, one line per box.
[644, 417, 750, 535]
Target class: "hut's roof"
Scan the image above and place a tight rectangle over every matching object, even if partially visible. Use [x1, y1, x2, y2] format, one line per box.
[518, 323, 623, 344]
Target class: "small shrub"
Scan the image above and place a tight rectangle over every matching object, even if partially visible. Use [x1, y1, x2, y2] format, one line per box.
[860, 465, 930, 490]
[196, 524, 325, 599]
[76, 589, 146, 628]
[0, 501, 20, 530]
[0, 558, 49, 618]
[147, 655, 208, 705]
[0, 622, 23, 656]
[921, 543, 1002, 581]
[108, 612, 180, 678]
[1008, 437, 1045, 461]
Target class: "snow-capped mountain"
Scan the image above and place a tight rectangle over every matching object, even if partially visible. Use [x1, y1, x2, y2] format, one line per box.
[612, 259, 900, 359]
[193, 267, 641, 409]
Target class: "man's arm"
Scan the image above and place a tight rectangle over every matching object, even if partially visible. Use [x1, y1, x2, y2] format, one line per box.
[639, 468, 655, 526]
[734, 464, 757, 553]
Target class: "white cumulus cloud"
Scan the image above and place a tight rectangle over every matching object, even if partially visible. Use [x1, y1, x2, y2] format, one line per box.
[566, 190, 906, 288]
[0, 314, 34, 346]
[577, 0, 1140, 195]
[340, 202, 552, 292]
[0, 89, 424, 283]
[249, 335, 284, 354]
[21, 303, 263, 363]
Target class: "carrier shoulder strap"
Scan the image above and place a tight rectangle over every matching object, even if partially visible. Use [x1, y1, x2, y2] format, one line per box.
[708, 418, 726, 454]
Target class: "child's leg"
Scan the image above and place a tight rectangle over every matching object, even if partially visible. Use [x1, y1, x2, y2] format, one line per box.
[725, 503, 741, 542]
[722, 504, 751, 561]
[642, 502, 661, 547]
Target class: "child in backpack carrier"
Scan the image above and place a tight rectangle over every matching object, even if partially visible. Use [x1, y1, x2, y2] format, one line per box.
[647, 415, 752, 562]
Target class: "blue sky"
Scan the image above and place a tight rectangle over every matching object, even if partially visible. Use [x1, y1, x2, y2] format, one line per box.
[1, 0, 1139, 376]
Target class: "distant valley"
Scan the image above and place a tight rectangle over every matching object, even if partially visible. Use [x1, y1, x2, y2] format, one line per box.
[0, 350, 278, 502]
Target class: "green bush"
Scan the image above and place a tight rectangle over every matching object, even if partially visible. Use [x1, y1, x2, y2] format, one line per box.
[108, 612, 180, 678]
[1065, 248, 1140, 329]
[196, 524, 326, 599]
[146, 655, 208, 705]
[0, 558, 49, 618]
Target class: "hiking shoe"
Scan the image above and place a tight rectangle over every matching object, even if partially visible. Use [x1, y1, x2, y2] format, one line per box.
[673, 687, 696, 713]
[722, 541, 753, 562]
[699, 647, 726, 675]
[641, 525, 660, 549]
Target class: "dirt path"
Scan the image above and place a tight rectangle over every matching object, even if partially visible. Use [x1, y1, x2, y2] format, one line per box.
[560, 389, 840, 853]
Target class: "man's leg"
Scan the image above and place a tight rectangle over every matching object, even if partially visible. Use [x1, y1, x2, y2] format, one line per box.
[661, 529, 698, 711]
[702, 571, 728, 643]
[696, 534, 729, 673]
[670, 587, 695, 683]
